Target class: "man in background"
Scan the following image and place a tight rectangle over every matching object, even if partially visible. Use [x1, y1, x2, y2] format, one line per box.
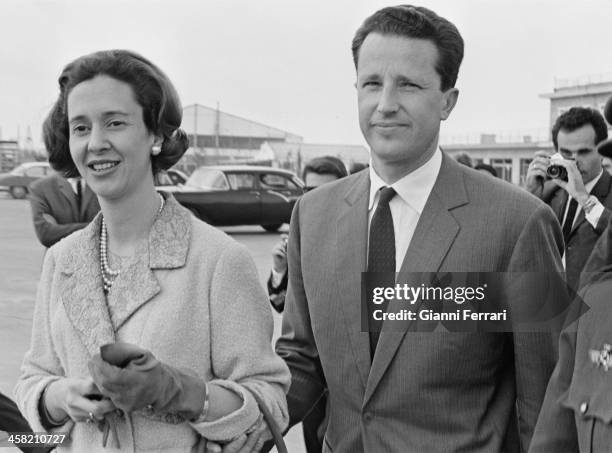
[29, 172, 99, 248]
[525, 107, 612, 291]
[267, 155, 347, 453]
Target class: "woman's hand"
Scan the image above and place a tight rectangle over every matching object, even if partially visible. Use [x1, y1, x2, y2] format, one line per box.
[88, 342, 208, 418]
[44, 377, 116, 424]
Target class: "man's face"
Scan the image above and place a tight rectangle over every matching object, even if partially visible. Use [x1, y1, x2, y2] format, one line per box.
[304, 172, 339, 190]
[356, 33, 458, 180]
[557, 124, 602, 184]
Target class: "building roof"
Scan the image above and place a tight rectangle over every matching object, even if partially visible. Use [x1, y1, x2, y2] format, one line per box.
[182, 104, 302, 142]
[262, 141, 369, 163]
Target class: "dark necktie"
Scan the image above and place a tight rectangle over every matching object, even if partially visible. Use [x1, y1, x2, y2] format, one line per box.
[367, 186, 396, 356]
[562, 197, 578, 244]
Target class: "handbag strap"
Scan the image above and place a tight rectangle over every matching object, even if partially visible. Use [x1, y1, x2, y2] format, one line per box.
[251, 391, 288, 453]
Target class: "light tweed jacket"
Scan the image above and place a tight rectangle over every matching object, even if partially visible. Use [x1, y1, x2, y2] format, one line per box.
[15, 195, 290, 452]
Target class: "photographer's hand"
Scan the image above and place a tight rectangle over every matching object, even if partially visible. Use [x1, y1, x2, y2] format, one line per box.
[271, 234, 288, 275]
[525, 151, 552, 198]
[550, 159, 589, 205]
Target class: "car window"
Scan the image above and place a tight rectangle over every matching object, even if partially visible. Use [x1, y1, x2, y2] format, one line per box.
[259, 173, 299, 190]
[226, 173, 256, 190]
[25, 166, 46, 177]
[186, 168, 229, 190]
[9, 165, 25, 176]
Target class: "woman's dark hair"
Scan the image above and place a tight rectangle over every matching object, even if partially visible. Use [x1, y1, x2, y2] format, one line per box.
[43, 49, 189, 177]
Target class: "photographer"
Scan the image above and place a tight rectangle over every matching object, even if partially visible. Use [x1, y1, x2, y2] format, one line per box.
[525, 106, 612, 291]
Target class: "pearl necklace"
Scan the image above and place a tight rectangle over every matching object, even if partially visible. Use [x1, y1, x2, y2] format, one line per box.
[100, 193, 165, 293]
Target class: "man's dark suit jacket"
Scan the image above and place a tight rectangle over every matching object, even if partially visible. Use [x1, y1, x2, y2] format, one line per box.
[0, 392, 49, 453]
[29, 174, 100, 247]
[277, 155, 565, 452]
[542, 171, 612, 290]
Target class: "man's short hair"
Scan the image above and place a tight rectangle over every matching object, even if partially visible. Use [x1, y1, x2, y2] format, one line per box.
[455, 152, 473, 168]
[302, 156, 348, 181]
[552, 107, 608, 150]
[351, 5, 464, 91]
[474, 163, 498, 177]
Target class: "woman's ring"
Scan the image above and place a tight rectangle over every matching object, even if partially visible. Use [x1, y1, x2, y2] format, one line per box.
[87, 412, 96, 423]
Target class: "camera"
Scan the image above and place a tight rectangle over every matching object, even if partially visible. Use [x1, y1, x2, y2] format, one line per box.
[546, 153, 568, 181]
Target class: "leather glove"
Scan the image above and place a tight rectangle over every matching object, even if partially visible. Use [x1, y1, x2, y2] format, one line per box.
[88, 342, 206, 419]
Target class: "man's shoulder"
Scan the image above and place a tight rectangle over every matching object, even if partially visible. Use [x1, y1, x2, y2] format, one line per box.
[300, 172, 365, 206]
[30, 173, 63, 192]
[460, 166, 546, 213]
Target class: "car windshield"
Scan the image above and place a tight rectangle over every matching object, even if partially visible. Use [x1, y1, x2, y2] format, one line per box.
[185, 168, 229, 190]
[9, 165, 26, 176]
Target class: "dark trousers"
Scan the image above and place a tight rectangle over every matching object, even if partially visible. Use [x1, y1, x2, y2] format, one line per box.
[302, 393, 327, 453]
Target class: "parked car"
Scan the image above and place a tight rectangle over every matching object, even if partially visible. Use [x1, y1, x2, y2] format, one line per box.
[171, 165, 304, 231]
[0, 161, 52, 199]
[154, 168, 188, 189]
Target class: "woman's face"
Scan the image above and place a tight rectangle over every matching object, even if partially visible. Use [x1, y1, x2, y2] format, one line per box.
[67, 74, 158, 202]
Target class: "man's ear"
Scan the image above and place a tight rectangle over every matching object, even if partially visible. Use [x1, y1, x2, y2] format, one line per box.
[440, 87, 459, 121]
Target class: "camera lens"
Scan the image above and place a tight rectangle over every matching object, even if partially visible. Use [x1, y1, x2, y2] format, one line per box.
[546, 165, 568, 181]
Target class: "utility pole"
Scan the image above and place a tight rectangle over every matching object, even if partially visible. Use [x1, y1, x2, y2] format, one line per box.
[214, 101, 220, 153]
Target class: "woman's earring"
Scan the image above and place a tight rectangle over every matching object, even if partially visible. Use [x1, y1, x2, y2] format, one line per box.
[152, 144, 162, 156]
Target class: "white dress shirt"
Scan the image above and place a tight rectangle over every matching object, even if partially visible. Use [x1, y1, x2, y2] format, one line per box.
[561, 170, 604, 265]
[368, 148, 442, 272]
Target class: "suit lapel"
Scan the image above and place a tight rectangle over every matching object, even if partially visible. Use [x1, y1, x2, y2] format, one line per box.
[57, 195, 190, 355]
[58, 216, 115, 357]
[336, 173, 371, 390]
[57, 177, 80, 219]
[80, 183, 97, 221]
[107, 195, 190, 331]
[364, 154, 466, 404]
[550, 188, 567, 224]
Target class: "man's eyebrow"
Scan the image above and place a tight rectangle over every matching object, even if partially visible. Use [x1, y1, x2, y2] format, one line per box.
[559, 147, 594, 153]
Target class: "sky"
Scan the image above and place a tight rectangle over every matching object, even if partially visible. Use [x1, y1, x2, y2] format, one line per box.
[2, 0, 612, 149]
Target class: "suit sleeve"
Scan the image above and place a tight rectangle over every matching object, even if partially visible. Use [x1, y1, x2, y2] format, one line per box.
[275, 199, 327, 429]
[29, 182, 88, 248]
[267, 271, 287, 313]
[528, 309, 579, 452]
[578, 215, 612, 289]
[506, 203, 567, 451]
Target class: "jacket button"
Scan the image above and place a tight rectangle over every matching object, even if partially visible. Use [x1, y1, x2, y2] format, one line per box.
[580, 402, 588, 415]
[364, 412, 373, 422]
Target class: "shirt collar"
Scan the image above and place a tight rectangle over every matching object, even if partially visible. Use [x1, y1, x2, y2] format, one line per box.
[368, 147, 442, 213]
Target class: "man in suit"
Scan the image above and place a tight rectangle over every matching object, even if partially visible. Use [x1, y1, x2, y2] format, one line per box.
[267, 5, 564, 453]
[268, 156, 348, 314]
[207, 5, 564, 453]
[267, 156, 348, 453]
[525, 107, 612, 292]
[29, 173, 100, 247]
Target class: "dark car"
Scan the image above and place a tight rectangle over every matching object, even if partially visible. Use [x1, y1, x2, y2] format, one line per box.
[172, 165, 304, 231]
[0, 162, 52, 199]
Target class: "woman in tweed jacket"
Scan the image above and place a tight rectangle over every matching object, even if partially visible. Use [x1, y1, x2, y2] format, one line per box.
[14, 50, 289, 452]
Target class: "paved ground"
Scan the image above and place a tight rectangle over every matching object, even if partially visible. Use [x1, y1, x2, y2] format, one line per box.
[0, 193, 303, 452]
